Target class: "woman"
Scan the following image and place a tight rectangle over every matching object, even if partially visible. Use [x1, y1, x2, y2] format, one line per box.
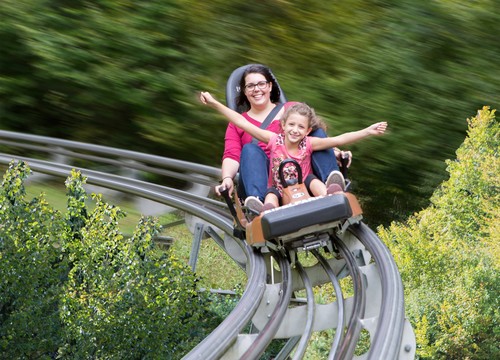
[215, 64, 350, 211]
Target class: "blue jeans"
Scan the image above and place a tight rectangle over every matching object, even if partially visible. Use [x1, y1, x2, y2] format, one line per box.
[238, 129, 338, 201]
[238, 143, 270, 201]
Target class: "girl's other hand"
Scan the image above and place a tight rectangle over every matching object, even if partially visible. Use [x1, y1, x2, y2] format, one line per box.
[367, 121, 388, 135]
[199, 91, 217, 106]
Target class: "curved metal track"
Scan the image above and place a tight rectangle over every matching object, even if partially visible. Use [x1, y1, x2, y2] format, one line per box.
[0, 130, 415, 359]
[312, 249, 345, 359]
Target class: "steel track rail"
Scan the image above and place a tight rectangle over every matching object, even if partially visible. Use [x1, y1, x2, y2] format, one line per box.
[291, 261, 315, 360]
[240, 253, 292, 360]
[349, 223, 406, 360]
[0, 130, 220, 183]
[268, 222, 409, 359]
[311, 250, 346, 359]
[335, 234, 367, 360]
[184, 246, 268, 360]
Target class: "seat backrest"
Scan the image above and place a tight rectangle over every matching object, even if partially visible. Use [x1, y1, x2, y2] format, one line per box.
[225, 64, 287, 113]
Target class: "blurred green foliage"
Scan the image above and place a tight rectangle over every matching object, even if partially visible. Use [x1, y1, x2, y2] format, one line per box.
[379, 106, 499, 359]
[1, 0, 499, 225]
[0, 161, 222, 358]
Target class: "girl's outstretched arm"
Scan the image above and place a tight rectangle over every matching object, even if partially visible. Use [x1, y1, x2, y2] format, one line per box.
[310, 122, 388, 150]
[199, 91, 273, 144]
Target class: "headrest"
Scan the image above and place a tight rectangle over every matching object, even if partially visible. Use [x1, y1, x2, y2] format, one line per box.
[225, 64, 287, 113]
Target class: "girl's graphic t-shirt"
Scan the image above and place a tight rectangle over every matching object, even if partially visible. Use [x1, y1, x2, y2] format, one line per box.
[266, 133, 313, 195]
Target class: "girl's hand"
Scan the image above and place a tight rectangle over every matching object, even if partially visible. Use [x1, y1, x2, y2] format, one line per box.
[199, 91, 217, 107]
[367, 122, 388, 135]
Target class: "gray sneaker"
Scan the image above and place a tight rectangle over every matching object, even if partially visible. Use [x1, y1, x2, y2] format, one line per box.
[244, 196, 264, 215]
[326, 170, 346, 191]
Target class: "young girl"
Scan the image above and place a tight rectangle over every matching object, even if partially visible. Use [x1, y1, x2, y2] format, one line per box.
[200, 92, 387, 212]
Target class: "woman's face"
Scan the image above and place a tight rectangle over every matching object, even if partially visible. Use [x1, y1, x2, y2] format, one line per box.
[243, 73, 272, 109]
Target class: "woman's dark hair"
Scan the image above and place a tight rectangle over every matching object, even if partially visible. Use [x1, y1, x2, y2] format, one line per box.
[236, 64, 281, 111]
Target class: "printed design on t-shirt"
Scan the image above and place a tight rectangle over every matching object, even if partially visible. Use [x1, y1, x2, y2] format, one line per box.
[270, 133, 308, 195]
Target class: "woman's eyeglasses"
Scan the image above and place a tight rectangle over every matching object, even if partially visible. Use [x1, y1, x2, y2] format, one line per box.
[244, 81, 269, 92]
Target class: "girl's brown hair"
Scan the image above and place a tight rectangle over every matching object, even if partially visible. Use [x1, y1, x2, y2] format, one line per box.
[281, 103, 327, 132]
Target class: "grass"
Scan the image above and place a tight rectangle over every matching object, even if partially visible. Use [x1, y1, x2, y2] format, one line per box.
[24, 177, 166, 235]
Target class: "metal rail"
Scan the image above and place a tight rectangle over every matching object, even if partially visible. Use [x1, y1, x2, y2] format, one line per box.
[292, 261, 315, 360]
[335, 234, 367, 359]
[350, 223, 408, 360]
[312, 249, 346, 359]
[0, 130, 415, 359]
[240, 253, 292, 360]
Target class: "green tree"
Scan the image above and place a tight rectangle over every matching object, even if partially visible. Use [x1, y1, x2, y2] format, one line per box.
[0, 0, 220, 163]
[379, 106, 499, 359]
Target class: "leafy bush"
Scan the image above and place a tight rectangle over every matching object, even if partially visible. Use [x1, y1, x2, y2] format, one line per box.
[0, 162, 217, 359]
[379, 106, 499, 359]
[0, 161, 66, 357]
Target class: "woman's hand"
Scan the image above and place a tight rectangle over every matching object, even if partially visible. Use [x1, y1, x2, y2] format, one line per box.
[215, 177, 234, 197]
[335, 148, 352, 168]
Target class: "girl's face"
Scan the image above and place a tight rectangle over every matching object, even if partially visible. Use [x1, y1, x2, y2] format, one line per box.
[244, 73, 272, 109]
[283, 113, 311, 145]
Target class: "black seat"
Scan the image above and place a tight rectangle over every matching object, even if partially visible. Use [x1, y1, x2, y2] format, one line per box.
[260, 194, 353, 243]
[225, 64, 288, 113]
